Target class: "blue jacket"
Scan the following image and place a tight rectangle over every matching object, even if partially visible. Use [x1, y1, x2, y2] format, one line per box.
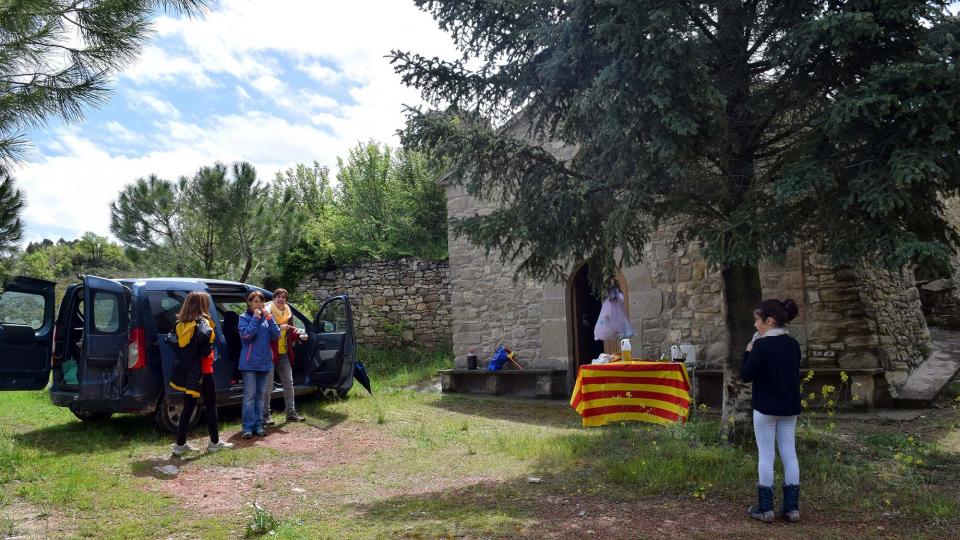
[740, 334, 802, 416]
[238, 310, 280, 371]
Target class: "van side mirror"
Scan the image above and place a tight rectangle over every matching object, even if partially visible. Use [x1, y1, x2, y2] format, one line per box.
[322, 321, 336, 333]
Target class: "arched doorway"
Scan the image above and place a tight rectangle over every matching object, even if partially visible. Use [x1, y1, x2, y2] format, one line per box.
[567, 264, 629, 389]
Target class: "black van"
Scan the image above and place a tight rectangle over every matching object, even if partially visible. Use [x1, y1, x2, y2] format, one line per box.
[0, 275, 357, 432]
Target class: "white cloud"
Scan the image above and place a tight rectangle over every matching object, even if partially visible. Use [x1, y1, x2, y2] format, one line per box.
[298, 62, 341, 85]
[236, 85, 252, 105]
[122, 45, 215, 87]
[250, 73, 285, 95]
[16, 112, 342, 240]
[127, 91, 181, 119]
[16, 0, 462, 242]
[104, 121, 144, 144]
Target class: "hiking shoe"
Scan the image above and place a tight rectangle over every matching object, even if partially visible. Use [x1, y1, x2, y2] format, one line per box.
[242, 432, 253, 440]
[171, 443, 198, 456]
[286, 411, 305, 422]
[263, 415, 275, 426]
[207, 440, 235, 452]
[254, 429, 267, 437]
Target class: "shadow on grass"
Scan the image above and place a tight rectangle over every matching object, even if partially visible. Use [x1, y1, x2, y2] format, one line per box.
[12, 413, 163, 455]
[428, 393, 582, 428]
[11, 396, 348, 456]
[350, 422, 960, 538]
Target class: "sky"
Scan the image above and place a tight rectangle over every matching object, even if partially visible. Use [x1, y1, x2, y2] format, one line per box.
[10, 0, 460, 245]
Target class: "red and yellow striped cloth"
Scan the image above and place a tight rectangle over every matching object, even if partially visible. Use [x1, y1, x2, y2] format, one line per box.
[570, 361, 692, 426]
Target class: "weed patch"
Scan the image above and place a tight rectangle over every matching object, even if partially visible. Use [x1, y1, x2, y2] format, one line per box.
[244, 503, 279, 538]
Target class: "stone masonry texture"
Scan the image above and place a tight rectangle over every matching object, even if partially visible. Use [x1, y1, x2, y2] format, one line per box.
[442, 116, 933, 394]
[445, 192, 933, 393]
[298, 258, 451, 349]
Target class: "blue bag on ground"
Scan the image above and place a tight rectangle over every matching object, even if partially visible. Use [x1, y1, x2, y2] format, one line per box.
[487, 346, 509, 371]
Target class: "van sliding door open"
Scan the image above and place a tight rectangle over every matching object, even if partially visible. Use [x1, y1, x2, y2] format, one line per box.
[0, 277, 56, 390]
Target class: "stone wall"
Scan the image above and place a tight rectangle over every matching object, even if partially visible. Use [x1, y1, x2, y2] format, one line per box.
[298, 258, 450, 349]
[629, 234, 729, 367]
[918, 278, 960, 329]
[446, 181, 548, 368]
[855, 266, 931, 387]
[802, 256, 878, 368]
[441, 116, 932, 398]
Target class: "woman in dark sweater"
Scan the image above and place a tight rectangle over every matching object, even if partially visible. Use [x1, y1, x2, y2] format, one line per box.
[740, 299, 801, 524]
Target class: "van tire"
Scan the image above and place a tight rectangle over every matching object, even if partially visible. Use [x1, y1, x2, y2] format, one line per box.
[69, 407, 112, 423]
[318, 387, 350, 400]
[154, 394, 201, 434]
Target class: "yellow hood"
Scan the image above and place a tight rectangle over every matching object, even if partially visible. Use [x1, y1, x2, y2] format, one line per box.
[176, 317, 215, 347]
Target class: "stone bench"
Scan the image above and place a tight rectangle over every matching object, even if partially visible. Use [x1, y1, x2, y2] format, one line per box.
[690, 366, 888, 409]
[439, 369, 567, 399]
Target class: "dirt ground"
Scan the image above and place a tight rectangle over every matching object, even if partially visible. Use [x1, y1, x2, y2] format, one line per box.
[149, 422, 404, 516]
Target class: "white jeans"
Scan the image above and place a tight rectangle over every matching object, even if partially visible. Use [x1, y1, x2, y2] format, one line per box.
[753, 410, 800, 486]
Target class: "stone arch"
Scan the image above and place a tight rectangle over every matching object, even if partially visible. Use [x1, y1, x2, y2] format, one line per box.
[564, 263, 630, 390]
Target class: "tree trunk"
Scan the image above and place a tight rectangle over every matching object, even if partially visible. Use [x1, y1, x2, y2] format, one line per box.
[238, 256, 253, 284]
[720, 262, 763, 443]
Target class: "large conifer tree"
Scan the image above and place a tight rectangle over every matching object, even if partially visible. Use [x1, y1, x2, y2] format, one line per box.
[393, 1, 960, 439]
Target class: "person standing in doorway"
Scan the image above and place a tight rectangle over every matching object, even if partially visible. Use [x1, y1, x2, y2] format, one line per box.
[239, 290, 280, 439]
[740, 298, 802, 523]
[169, 291, 234, 455]
[262, 288, 306, 424]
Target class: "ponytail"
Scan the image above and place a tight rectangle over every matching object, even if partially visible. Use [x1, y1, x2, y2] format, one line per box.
[754, 298, 798, 327]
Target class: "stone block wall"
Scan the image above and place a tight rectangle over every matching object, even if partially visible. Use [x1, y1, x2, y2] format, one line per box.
[628, 234, 729, 367]
[441, 117, 932, 397]
[298, 258, 450, 349]
[446, 181, 547, 368]
[918, 279, 960, 329]
[854, 266, 931, 387]
[801, 256, 878, 368]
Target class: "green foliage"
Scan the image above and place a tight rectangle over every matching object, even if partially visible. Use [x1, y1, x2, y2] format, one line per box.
[244, 503, 279, 538]
[392, 0, 960, 286]
[356, 345, 452, 390]
[18, 233, 132, 281]
[110, 161, 303, 283]
[0, 173, 23, 256]
[276, 142, 448, 286]
[0, 0, 210, 164]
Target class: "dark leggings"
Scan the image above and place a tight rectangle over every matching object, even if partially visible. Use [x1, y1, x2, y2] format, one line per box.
[176, 374, 219, 446]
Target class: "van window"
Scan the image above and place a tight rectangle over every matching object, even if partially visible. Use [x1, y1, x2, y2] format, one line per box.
[147, 291, 188, 335]
[318, 299, 348, 333]
[290, 310, 306, 331]
[218, 301, 247, 315]
[0, 290, 45, 330]
[93, 292, 121, 333]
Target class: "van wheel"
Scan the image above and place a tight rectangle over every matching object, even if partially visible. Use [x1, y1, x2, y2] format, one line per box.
[69, 407, 112, 423]
[154, 395, 201, 434]
[319, 387, 350, 400]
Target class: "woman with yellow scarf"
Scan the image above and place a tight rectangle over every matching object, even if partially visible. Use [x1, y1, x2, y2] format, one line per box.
[262, 288, 306, 423]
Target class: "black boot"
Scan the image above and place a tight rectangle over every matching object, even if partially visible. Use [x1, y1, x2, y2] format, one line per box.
[748, 484, 775, 523]
[781, 484, 800, 522]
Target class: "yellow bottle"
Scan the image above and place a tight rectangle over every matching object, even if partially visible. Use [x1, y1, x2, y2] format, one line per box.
[620, 338, 632, 362]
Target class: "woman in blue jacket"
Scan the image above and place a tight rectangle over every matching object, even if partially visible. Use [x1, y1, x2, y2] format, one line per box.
[239, 290, 280, 439]
[740, 298, 802, 524]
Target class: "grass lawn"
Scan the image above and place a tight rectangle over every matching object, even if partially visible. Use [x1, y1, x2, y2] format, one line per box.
[1, 349, 959, 539]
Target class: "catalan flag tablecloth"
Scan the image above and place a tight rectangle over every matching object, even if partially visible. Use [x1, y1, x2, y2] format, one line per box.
[570, 361, 692, 426]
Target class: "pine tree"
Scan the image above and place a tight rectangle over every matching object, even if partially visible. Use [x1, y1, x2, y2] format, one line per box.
[0, 170, 24, 254]
[393, 1, 960, 440]
[0, 0, 209, 163]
